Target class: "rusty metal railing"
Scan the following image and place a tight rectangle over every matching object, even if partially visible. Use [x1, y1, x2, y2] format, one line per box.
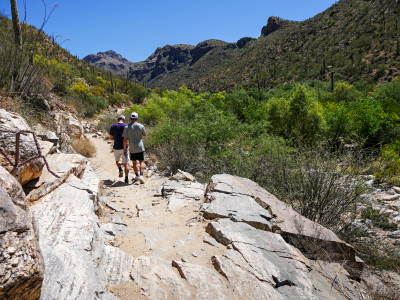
[0, 129, 60, 179]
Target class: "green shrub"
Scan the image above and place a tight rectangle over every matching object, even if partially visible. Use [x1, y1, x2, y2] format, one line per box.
[374, 141, 400, 185]
[375, 78, 400, 103]
[361, 205, 398, 231]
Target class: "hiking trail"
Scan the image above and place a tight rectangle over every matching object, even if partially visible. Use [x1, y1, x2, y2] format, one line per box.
[88, 136, 227, 299]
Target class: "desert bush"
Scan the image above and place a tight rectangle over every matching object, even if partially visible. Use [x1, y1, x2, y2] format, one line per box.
[71, 137, 97, 158]
[374, 78, 400, 103]
[374, 141, 400, 185]
[251, 145, 365, 231]
[97, 113, 121, 133]
[287, 85, 326, 144]
[152, 137, 208, 176]
[361, 205, 398, 231]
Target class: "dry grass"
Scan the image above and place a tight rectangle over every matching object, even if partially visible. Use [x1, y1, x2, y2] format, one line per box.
[71, 137, 97, 158]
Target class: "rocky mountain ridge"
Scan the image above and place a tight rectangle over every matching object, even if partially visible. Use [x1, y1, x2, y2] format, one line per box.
[84, 0, 400, 91]
[83, 38, 253, 87]
[83, 50, 132, 76]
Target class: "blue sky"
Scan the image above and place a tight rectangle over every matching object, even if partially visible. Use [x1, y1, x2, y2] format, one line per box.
[2, 0, 338, 62]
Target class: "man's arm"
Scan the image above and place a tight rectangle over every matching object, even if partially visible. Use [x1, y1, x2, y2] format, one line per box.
[123, 138, 128, 153]
[110, 135, 114, 140]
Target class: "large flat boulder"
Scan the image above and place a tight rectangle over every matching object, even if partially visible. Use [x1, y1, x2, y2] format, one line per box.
[31, 174, 121, 300]
[0, 109, 45, 185]
[0, 166, 44, 299]
[27, 153, 87, 202]
[203, 174, 360, 276]
[162, 179, 205, 212]
[207, 219, 363, 300]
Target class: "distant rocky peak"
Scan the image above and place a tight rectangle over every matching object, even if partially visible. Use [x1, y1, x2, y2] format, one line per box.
[261, 16, 295, 36]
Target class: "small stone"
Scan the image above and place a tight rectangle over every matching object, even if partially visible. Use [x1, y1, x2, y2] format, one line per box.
[364, 180, 374, 186]
[152, 199, 161, 206]
[380, 209, 395, 217]
[191, 251, 203, 257]
[203, 238, 218, 247]
[106, 203, 124, 212]
[11, 258, 19, 267]
[380, 194, 400, 202]
[393, 186, 400, 194]
[388, 230, 400, 239]
[394, 239, 400, 246]
[7, 247, 17, 254]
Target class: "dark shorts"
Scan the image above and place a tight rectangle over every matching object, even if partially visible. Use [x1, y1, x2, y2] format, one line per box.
[130, 151, 145, 161]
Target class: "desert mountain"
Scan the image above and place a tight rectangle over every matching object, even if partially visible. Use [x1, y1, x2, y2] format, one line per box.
[83, 50, 132, 76]
[84, 0, 400, 92]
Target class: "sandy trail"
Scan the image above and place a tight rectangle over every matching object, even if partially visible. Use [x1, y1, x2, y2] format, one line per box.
[88, 136, 226, 299]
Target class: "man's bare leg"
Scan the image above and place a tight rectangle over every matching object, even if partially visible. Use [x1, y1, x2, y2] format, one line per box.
[139, 160, 145, 173]
[124, 163, 129, 177]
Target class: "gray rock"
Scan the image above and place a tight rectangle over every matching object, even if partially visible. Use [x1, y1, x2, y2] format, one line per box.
[388, 230, 400, 239]
[169, 169, 196, 182]
[162, 180, 204, 197]
[131, 256, 190, 299]
[0, 166, 44, 300]
[207, 219, 312, 289]
[172, 260, 233, 299]
[106, 214, 127, 226]
[174, 233, 194, 248]
[190, 251, 203, 257]
[136, 204, 152, 217]
[163, 179, 205, 212]
[201, 193, 273, 231]
[27, 153, 88, 202]
[379, 194, 400, 201]
[137, 227, 164, 248]
[212, 251, 285, 300]
[167, 193, 195, 212]
[106, 203, 124, 212]
[205, 174, 360, 277]
[80, 162, 102, 211]
[349, 220, 375, 236]
[31, 176, 117, 300]
[393, 186, 400, 194]
[101, 222, 127, 236]
[203, 238, 218, 247]
[207, 219, 361, 299]
[0, 109, 45, 186]
[101, 245, 134, 284]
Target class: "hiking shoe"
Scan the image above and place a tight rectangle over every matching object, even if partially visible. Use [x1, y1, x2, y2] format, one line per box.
[124, 177, 128, 184]
[138, 175, 145, 184]
[118, 167, 123, 177]
[133, 176, 140, 182]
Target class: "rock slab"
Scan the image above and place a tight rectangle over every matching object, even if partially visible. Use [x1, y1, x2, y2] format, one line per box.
[0, 166, 44, 300]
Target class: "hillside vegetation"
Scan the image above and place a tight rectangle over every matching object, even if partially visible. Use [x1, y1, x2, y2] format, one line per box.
[203, 0, 400, 91]
[86, 0, 400, 92]
[117, 79, 400, 271]
[0, 14, 149, 120]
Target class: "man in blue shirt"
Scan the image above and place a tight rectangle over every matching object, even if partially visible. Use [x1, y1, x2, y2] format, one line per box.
[109, 115, 129, 183]
[123, 112, 146, 184]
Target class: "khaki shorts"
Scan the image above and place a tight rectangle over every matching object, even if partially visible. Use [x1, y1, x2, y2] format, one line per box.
[113, 149, 129, 164]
